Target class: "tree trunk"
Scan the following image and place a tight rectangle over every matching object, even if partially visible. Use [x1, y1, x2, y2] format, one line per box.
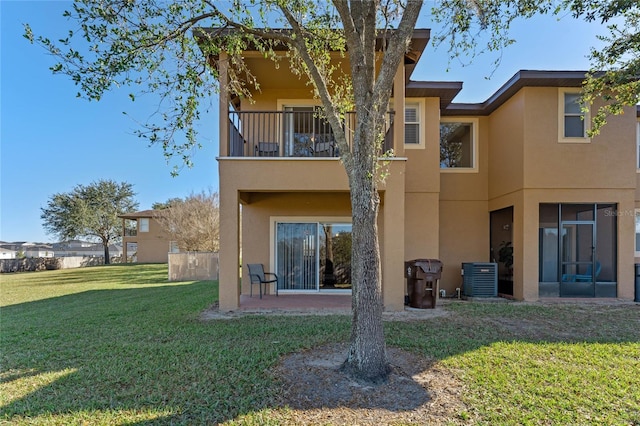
[103, 242, 110, 265]
[341, 157, 389, 383]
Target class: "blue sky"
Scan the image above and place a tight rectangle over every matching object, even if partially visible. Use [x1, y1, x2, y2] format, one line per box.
[1, 1, 608, 243]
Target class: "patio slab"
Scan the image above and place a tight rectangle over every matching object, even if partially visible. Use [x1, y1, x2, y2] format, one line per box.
[239, 293, 352, 312]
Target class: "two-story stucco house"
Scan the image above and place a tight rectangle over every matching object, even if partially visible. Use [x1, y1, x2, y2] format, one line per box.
[119, 210, 174, 263]
[211, 29, 639, 311]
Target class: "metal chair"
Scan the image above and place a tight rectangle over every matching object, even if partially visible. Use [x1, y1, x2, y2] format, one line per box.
[255, 142, 279, 157]
[247, 264, 279, 298]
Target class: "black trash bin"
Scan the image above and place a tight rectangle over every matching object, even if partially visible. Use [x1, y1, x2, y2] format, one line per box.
[404, 259, 443, 309]
[635, 263, 640, 303]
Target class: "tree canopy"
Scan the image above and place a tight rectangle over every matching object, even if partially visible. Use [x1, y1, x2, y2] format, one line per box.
[41, 179, 138, 263]
[153, 190, 220, 252]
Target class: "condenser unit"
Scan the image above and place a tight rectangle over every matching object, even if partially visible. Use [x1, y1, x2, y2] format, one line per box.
[462, 262, 498, 297]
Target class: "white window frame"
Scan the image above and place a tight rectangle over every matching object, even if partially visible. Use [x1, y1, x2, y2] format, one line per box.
[439, 117, 479, 173]
[636, 209, 640, 257]
[558, 88, 590, 143]
[270, 216, 352, 294]
[404, 99, 425, 149]
[139, 218, 149, 233]
[636, 121, 640, 171]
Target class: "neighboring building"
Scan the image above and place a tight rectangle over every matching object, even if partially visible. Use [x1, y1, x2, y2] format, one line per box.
[0, 248, 16, 259]
[52, 240, 123, 258]
[119, 210, 173, 263]
[210, 29, 638, 311]
[24, 245, 55, 258]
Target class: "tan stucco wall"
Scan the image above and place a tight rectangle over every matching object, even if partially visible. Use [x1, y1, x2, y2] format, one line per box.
[218, 158, 407, 311]
[522, 88, 636, 189]
[123, 218, 170, 263]
[240, 191, 352, 296]
[439, 200, 490, 294]
[488, 92, 525, 199]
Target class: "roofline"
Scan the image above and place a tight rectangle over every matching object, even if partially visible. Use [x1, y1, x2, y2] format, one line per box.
[441, 70, 590, 116]
[118, 209, 164, 219]
[405, 80, 463, 110]
[197, 27, 431, 80]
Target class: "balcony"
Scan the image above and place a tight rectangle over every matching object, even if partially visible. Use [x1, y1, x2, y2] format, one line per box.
[124, 229, 137, 237]
[227, 110, 394, 158]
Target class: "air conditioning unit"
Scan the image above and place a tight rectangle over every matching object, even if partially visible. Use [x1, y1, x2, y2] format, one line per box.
[462, 262, 498, 297]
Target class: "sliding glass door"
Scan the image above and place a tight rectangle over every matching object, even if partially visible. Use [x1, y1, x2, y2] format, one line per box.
[276, 221, 351, 292]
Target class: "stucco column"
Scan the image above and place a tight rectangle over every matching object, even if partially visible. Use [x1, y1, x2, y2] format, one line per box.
[382, 160, 406, 311]
[617, 198, 635, 299]
[218, 168, 240, 311]
[519, 192, 539, 301]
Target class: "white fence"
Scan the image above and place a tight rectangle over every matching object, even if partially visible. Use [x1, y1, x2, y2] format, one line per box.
[168, 252, 219, 282]
[0, 256, 118, 273]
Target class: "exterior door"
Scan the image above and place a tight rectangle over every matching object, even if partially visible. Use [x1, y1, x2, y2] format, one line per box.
[560, 221, 595, 297]
[275, 221, 352, 292]
[276, 223, 318, 290]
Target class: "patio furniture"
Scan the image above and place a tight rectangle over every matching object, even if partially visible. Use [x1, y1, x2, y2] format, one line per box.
[247, 263, 279, 298]
[575, 261, 602, 282]
[255, 142, 279, 157]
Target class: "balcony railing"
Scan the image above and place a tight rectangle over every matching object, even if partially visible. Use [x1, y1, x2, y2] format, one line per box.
[227, 110, 394, 158]
[124, 229, 137, 237]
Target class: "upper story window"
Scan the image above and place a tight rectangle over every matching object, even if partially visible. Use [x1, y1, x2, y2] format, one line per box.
[440, 118, 478, 171]
[139, 218, 149, 233]
[404, 103, 421, 146]
[636, 209, 640, 256]
[636, 121, 639, 170]
[558, 88, 590, 143]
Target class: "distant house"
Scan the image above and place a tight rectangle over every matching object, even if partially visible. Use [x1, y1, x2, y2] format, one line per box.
[119, 210, 173, 263]
[52, 240, 123, 258]
[24, 245, 54, 258]
[0, 248, 16, 259]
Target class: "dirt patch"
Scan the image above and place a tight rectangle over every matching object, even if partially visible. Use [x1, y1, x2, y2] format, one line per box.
[199, 302, 452, 321]
[269, 342, 472, 425]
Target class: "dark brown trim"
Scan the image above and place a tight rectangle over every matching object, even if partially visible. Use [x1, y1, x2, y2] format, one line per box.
[441, 70, 589, 116]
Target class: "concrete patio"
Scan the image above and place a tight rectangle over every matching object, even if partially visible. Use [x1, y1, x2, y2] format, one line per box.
[239, 293, 352, 313]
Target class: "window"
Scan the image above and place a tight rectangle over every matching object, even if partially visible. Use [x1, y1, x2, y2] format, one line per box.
[559, 88, 589, 142]
[404, 103, 420, 145]
[636, 209, 640, 256]
[169, 241, 179, 253]
[440, 118, 478, 170]
[636, 121, 639, 170]
[139, 218, 149, 233]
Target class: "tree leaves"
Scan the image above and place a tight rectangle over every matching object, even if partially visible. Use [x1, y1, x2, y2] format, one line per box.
[41, 179, 139, 250]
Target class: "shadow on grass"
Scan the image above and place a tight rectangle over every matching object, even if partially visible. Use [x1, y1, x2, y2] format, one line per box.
[0, 280, 349, 424]
[2, 281, 639, 424]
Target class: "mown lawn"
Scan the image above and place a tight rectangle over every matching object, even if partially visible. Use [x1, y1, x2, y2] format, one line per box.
[1, 264, 639, 425]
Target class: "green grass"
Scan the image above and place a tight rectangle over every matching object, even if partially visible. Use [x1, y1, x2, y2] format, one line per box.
[1, 265, 639, 424]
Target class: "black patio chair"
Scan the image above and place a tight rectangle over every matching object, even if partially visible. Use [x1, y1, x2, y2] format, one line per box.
[247, 263, 279, 298]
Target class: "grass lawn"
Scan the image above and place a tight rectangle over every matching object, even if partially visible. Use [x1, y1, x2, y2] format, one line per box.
[1, 264, 639, 424]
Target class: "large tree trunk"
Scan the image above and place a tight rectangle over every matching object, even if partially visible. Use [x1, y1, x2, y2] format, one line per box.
[342, 174, 388, 382]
